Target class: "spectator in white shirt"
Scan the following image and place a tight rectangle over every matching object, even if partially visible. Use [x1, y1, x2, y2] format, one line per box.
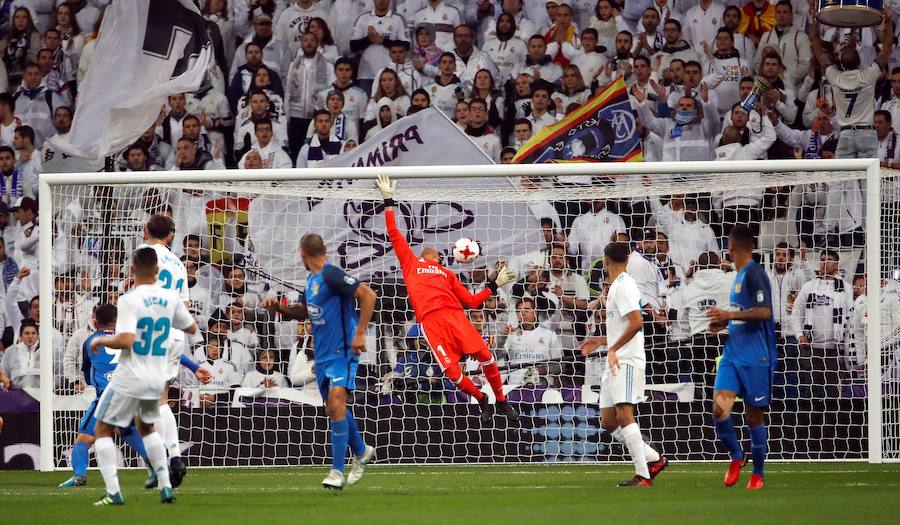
[633, 85, 720, 162]
[673, 251, 733, 386]
[633, 7, 664, 59]
[349, 0, 410, 92]
[465, 97, 502, 162]
[197, 335, 242, 406]
[702, 28, 751, 117]
[712, 111, 776, 241]
[238, 119, 292, 169]
[526, 85, 557, 134]
[483, 12, 528, 85]
[771, 105, 835, 159]
[557, 27, 608, 87]
[231, 13, 291, 78]
[0, 146, 30, 206]
[284, 31, 335, 158]
[753, 0, 811, 93]
[719, 5, 756, 62]
[414, 0, 461, 51]
[876, 110, 900, 169]
[546, 243, 590, 361]
[682, 0, 726, 54]
[449, 24, 498, 92]
[501, 296, 564, 386]
[520, 33, 562, 84]
[297, 109, 344, 167]
[484, 0, 537, 43]
[0, 318, 39, 389]
[651, 195, 719, 277]
[767, 241, 811, 336]
[880, 67, 900, 128]
[567, 198, 627, 272]
[242, 348, 288, 389]
[10, 196, 37, 305]
[512, 117, 533, 148]
[790, 249, 854, 397]
[276, 0, 332, 57]
[655, 18, 701, 74]
[0, 93, 21, 147]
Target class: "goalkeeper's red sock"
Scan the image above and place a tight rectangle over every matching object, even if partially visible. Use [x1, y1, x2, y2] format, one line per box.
[454, 374, 484, 400]
[481, 359, 506, 402]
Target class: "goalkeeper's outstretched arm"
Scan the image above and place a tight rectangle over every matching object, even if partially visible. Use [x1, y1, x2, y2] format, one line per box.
[448, 265, 518, 309]
[377, 173, 416, 269]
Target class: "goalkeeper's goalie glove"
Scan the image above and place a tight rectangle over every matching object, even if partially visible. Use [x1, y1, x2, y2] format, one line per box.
[376, 173, 397, 206]
[486, 265, 517, 293]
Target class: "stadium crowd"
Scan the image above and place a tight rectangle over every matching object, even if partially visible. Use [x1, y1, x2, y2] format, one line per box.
[0, 0, 899, 406]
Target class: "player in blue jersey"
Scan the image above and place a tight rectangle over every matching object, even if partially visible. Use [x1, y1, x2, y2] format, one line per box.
[261, 233, 377, 490]
[57, 305, 153, 488]
[707, 225, 777, 490]
[58, 304, 210, 489]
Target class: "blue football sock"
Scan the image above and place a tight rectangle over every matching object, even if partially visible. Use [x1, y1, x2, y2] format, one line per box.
[72, 442, 90, 477]
[750, 425, 768, 477]
[714, 417, 744, 461]
[123, 428, 150, 463]
[330, 418, 349, 473]
[345, 409, 366, 458]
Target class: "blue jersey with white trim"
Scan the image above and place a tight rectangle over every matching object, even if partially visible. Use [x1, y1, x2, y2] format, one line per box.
[82, 328, 120, 393]
[723, 260, 777, 368]
[303, 263, 361, 362]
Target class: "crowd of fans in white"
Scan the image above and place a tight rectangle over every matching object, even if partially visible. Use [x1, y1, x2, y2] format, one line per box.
[0, 0, 899, 403]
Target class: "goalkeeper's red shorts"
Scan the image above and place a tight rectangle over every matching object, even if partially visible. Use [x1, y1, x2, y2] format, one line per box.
[419, 309, 493, 371]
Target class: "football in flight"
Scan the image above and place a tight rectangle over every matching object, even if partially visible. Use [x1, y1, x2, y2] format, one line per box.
[452, 238, 481, 264]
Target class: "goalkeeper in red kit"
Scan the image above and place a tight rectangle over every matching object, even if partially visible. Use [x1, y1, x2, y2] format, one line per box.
[376, 174, 520, 422]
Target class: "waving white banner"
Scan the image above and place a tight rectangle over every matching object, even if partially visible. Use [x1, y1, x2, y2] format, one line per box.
[48, 0, 213, 160]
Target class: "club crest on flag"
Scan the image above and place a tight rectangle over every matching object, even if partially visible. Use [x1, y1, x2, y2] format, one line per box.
[513, 77, 642, 164]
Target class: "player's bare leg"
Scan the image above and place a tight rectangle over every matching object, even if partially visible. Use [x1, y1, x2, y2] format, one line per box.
[713, 389, 747, 487]
[135, 416, 175, 503]
[745, 406, 767, 490]
[601, 407, 665, 481]
[609, 404, 653, 487]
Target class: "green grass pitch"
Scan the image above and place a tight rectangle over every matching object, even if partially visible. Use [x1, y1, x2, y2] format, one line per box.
[4, 463, 900, 524]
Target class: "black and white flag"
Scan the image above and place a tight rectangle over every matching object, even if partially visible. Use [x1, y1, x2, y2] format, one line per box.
[48, 0, 213, 160]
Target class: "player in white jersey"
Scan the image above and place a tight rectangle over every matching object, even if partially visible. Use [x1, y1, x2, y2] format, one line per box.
[580, 242, 666, 487]
[90, 246, 200, 506]
[810, 5, 893, 159]
[143, 214, 193, 488]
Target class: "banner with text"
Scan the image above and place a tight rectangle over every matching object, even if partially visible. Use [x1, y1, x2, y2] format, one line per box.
[320, 106, 494, 168]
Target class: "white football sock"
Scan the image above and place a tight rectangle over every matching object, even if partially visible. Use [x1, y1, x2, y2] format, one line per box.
[621, 423, 650, 479]
[157, 404, 181, 458]
[142, 432, 172, 489]
[612, 426, 660, 463]
[94, 437, 121, 495]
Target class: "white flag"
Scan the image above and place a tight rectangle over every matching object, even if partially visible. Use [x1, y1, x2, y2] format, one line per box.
[320, 107, 494, 168]
[47, 0, 213, 160]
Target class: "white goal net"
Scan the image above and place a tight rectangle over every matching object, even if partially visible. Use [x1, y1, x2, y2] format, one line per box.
[38, 159, 900, 468]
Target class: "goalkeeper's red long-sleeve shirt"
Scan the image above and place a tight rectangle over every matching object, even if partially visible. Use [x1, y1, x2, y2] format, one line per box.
[385, 208, 492, 321]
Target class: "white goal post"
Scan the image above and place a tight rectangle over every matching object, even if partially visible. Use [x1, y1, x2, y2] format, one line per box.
[37, 158, 895, 470]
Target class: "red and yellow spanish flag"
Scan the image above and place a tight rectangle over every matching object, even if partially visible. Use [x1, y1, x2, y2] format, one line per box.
[513, 76, 643, 164]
